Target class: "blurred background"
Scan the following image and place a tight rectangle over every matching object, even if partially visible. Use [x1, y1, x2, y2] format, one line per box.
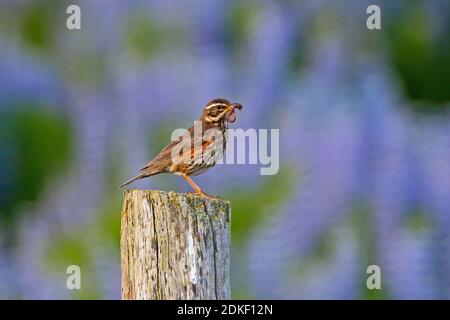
[0, 0, 449, 299]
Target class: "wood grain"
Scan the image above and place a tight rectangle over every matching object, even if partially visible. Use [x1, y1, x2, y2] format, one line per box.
[120, 189, 231, 300]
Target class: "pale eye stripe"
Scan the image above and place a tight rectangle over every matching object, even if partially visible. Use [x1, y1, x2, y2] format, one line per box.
[205, 103, 228, 110]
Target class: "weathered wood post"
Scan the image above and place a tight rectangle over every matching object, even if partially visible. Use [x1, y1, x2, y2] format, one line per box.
[120, 190, 231, 300]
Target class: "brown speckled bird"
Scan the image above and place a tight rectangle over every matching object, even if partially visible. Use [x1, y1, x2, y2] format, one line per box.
[121, 98, 243, 198]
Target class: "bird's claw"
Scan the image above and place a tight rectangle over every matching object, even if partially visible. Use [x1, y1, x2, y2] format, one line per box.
[187, 191, 220, 200]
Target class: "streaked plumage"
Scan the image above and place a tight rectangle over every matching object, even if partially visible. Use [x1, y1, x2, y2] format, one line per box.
[121, 98, 242, 198]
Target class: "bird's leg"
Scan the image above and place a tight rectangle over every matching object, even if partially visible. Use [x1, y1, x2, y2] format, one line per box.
[181, 174, 215, 199]
[181, 174, 206, 195]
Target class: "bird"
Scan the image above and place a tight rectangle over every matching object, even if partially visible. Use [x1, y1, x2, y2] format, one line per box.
[121, 98, 243, 198]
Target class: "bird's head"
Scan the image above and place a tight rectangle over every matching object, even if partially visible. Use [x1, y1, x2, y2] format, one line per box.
[200, 98, 243, 125]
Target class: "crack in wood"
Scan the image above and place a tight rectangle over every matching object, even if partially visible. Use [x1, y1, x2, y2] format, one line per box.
[121, 190, 230, 300]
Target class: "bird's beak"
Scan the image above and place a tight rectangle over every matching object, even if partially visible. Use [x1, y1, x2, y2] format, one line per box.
[226, 103, 242, 123]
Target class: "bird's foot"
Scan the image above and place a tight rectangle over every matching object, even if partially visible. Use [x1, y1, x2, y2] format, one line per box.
[187, 191, 220, 200]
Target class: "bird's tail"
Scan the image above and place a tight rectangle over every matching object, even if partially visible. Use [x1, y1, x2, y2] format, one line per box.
[121, 162, 163, 188]
[120, 173, 147, 188]
[121, 170, 160, 188]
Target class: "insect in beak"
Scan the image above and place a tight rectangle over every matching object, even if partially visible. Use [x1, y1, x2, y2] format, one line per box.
[226, 103, 243, 123]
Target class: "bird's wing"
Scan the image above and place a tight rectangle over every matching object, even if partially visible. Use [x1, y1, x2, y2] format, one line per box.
[138, 126, 195, 171]
[138, 124, 219, 172]
[170, 132, 210, 166]
[138, 140, 177, 171]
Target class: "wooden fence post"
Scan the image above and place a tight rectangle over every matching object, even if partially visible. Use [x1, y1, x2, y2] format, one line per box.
[120, 189, 231, 300]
